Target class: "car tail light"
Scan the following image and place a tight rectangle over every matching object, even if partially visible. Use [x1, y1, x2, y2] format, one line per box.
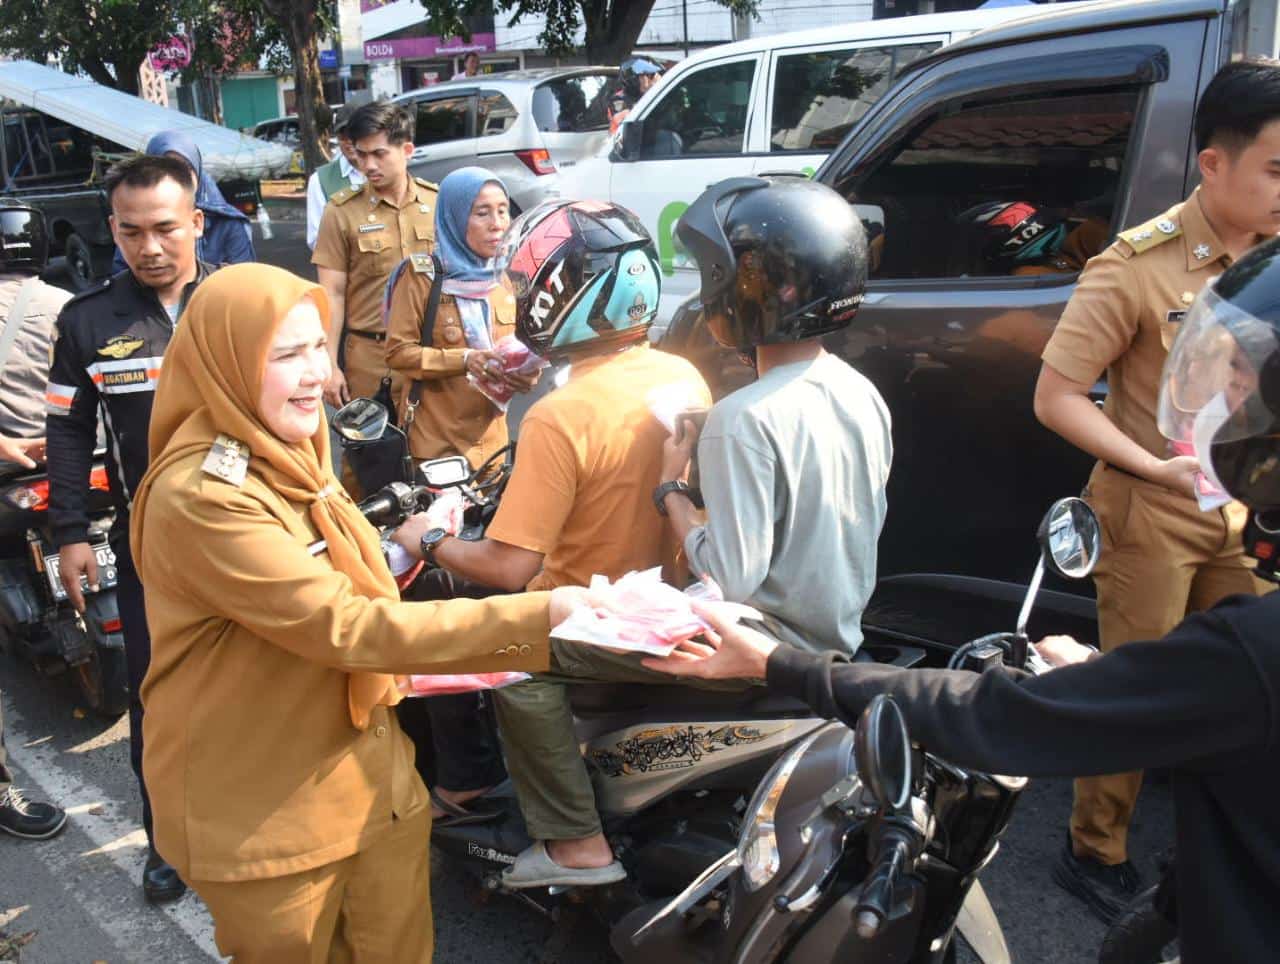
[3, 465, 109, 512]
[516, 149, 556, 176]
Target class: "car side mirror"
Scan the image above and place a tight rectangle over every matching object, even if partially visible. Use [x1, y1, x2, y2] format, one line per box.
[854, 694, 912, 813]
[615, 118, 643, 161]
[332, 397, 390, 443]
[417, 455, 471, 488]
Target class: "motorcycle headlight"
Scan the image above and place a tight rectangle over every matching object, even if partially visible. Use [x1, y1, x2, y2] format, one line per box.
[737, 727, 825, 891]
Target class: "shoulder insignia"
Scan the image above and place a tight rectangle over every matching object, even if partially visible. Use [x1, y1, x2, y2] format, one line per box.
[330, 187, 357, 206]
[1117, 216, 1181, 256]
[64, 277, 112, 307]
[413, 177, 439, 191]
[201, 433, 250, 486]
[96, 335, 145, 360]
[409, 253, 436, 279]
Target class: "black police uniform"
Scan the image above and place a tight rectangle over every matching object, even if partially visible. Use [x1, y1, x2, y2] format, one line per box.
[45, 264, 212, 843]
[767, 593, 1280, 964]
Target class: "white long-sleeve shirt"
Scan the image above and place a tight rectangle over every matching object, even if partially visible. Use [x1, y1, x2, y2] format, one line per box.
[685, 353, 892, 653]
[305, 155, 365, 250]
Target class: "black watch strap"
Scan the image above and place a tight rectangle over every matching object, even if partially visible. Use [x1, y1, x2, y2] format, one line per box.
[654, 480, 698, 516]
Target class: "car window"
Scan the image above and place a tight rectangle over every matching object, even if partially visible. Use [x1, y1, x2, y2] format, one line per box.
[43, 118, 97, 176]
[641, 58, 757, 158]
[770, 43, 938, 152]
[414, 96, 472, 146]
[3, 114, 58, 181]
[838, 87, 1141, 280]
[532, 74, 612, 133]
[477, 92, 518, 137]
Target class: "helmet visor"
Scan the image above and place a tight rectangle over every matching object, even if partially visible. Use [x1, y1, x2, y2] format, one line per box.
[1158, 285, 1280, 446]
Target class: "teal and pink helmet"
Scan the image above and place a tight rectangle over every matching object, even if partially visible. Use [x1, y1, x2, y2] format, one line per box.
[496, 199, 660, 361]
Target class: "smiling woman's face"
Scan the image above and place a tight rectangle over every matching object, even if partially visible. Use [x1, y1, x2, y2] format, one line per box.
[258, 296, 331, 443]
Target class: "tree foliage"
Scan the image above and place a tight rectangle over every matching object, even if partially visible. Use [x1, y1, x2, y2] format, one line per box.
[419, 0, 759, 65]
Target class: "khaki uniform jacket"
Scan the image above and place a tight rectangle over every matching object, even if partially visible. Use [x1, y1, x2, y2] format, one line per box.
[385, 269, 516, 469]
[311, 178, 439, 333]
[139, 450, 550, 883]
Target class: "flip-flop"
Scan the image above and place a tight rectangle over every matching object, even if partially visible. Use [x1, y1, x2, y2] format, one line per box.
[501, 841, 627, 889]
[429, 789, 504, 827]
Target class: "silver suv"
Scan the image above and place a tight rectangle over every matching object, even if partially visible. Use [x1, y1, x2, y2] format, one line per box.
[393, 67, 617, 213]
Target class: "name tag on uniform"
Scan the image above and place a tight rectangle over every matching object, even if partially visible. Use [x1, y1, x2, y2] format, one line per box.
[358, 223, 386, 234]
[1166, 310, 1186, 325]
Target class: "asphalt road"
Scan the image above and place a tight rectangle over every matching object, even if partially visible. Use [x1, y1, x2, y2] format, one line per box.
[0, 197, 1175, 963]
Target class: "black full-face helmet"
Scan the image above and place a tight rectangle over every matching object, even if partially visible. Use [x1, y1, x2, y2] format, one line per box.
[956, 200, 1067, 269]
[0, 202, 50, 274]
[676, 177, 869, 354]
[1159, 235, 1280, 518]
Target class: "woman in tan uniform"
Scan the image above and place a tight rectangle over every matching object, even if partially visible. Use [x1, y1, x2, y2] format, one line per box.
[385, 166, 538, 470]
[130, 263, 583, 962]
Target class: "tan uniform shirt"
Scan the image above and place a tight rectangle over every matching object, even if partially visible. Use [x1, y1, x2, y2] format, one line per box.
[138, 449, 550, 882]
[384, 266, 516, 468]
[311, 178, 439, 334]
[487, 344, 712, 591]
[1042, 190, 1256, 460]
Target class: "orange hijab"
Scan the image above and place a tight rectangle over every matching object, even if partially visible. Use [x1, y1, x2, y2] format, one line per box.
[130, 263, 400, 729]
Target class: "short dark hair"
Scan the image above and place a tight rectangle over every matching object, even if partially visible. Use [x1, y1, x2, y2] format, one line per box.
[1194, 57, 1280, 153]
[104, 153, 196, 207]
[346, 100, 414, 146]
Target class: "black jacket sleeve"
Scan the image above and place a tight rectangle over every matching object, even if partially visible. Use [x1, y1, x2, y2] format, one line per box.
[45, 308, 99, 547]
[766, 609, 1270, 778]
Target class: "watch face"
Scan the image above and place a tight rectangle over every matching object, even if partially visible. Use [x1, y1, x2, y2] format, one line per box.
[421, 527, 448, 551]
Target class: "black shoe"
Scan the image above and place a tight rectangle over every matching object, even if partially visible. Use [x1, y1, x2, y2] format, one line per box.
[0, 786, 68, 840]
[143, 849, 187, 904]
[1052, 835, 1141, 924]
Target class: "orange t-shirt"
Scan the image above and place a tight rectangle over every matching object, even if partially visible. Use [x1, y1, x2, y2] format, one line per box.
[486, 343, 712, 591]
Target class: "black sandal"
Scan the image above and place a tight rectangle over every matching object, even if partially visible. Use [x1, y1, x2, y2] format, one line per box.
[429, 788, 504, 827]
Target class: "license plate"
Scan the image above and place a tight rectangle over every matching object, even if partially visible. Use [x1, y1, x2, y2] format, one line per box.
[44, 546, 118, 602]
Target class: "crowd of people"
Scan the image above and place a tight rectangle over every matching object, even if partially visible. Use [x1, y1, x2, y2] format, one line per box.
[0, 53, 1276, 964]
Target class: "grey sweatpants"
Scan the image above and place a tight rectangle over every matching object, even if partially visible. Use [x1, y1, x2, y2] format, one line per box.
[494, 638, 754, 840]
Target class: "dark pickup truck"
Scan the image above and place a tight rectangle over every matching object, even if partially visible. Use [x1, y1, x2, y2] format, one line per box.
[661, 0, 1274, 654]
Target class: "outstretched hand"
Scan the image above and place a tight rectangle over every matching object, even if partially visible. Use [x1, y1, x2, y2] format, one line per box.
[642, 602, 777, 681]
[0, 436, 46, 468]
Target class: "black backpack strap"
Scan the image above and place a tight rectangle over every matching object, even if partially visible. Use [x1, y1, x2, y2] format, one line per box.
[403, 253, 445, 427]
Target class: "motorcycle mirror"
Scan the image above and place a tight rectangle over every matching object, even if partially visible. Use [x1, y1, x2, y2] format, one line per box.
[854, 695, 912, 813]
[1037, 496, 1102, 580]
[417, 455, 471, 488]
[332, 398, 389, 443]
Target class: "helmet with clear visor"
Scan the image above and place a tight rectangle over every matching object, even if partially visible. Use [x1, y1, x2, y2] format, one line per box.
[1158, 235, 1280, 512]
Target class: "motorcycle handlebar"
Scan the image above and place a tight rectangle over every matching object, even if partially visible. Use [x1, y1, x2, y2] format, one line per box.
[357, 482, 431, 529]
[853, 821, 920, 939]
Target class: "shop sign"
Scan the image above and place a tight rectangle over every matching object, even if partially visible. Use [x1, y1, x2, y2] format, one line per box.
[148, 36, 193, 72]
[363, 32, 495, 61]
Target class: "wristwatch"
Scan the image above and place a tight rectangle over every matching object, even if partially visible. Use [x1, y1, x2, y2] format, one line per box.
[653, 480, 699, 516]
[419, 527, 449, 566]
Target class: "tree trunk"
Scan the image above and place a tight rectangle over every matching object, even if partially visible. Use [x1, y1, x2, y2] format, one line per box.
[263, 0, 332, 174]
[115, 53, 145, 95]
[581, 0, 657, 65]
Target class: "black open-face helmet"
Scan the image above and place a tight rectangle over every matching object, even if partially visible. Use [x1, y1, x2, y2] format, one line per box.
[676, 177, 868, 354]
[0, 202, 50, 274]
[1159, 235, 1280, 515]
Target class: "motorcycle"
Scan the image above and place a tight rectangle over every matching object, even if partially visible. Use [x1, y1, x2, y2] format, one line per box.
[0, 453, 127, 716]
[332, 397, 1101, 962]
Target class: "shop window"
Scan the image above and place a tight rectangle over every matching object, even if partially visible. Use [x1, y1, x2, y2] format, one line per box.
[532, 73, 612, 132]
[770, 43, 937, 152]
[641, 58, 756, 158]
[838, 87, 1140, 280]
[414, 96, 471, 146]
[477, 92, 518, 137]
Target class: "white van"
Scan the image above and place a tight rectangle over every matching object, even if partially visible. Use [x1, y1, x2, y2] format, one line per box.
[549, 6, 1043, 325]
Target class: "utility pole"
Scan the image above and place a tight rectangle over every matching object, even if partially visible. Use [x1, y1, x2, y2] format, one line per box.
[682, 0, 689, 57]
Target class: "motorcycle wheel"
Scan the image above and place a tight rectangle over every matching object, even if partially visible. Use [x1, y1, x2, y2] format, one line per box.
[1097, 886, 1178, 964]
[74, 645, 129, 718]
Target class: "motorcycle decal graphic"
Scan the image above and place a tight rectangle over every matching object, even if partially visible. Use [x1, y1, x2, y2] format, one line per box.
[589, 724, 773, 777]
[466, 842, 516, 865]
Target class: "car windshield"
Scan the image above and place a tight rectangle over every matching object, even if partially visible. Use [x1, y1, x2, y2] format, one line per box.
[531, 73, 613, 133]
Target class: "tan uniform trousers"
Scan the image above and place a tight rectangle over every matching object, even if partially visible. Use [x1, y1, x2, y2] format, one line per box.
[494, 637, 754, 841]
[339, 332, 406, 499]
[1071, 464, 1271, 865]
[194, 809, 432, 964]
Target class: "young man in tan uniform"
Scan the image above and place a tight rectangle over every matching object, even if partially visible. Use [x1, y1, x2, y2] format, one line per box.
[312, 101, 437, 413]
[1034, 58, 1280, 922]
